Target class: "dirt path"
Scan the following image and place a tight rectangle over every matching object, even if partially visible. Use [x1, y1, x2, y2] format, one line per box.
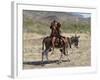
[23, 33, 91, 69]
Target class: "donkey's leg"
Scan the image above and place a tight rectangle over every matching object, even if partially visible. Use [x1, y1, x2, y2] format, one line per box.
[41, 51, 45, 66]
[63, 46, 67, 56]
[45, 48, 51, 62]
[65, 48, 70, 62]
[57, 49, 63, 64]
[41, 49, 49, 66]
[45, 51, 49, 62]
[65, 47, 69, 56]
[63, 47, 70, 62]
[70, 46, 73, 54]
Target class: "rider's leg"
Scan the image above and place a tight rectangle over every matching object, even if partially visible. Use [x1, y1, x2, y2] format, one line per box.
[60, 37, 66, 45]
[51, 36, 56, 54]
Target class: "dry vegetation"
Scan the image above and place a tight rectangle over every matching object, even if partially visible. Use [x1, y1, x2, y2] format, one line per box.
[23, 33, 91, 69]
[23, 10, 91, 69]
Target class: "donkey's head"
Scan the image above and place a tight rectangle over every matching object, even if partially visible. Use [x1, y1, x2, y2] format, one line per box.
[71, 34, 80, 48]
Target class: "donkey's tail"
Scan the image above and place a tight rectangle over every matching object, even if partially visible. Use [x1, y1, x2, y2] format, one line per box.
[42, 39, 44, 50]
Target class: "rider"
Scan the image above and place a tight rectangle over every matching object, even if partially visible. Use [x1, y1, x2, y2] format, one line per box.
[50, 20, 63, 53]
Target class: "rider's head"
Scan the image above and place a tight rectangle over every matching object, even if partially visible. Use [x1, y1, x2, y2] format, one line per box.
[53, 20, 57, 23]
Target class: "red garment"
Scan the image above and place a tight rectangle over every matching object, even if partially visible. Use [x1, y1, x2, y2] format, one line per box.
[50, 22, 61, 37]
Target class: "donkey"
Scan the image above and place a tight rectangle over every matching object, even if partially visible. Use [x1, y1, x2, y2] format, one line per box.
[41, 36, 71, 64]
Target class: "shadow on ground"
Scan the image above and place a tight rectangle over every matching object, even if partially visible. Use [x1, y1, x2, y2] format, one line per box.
[23, 60, 70, 66]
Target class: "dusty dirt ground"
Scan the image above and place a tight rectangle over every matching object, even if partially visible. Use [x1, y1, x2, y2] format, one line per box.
[23, 33, 91, 69]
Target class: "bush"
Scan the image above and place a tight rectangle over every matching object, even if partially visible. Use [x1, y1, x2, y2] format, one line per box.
[23, 18, 90, 34]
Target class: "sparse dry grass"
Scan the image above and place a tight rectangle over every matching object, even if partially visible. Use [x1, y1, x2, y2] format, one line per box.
[23, 32, 91, 69]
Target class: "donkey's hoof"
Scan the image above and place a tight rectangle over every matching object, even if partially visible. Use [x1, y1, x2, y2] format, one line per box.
[57, 61, 62, 64]
[41, 64, 45, 66]
[41, 62, 45, 66]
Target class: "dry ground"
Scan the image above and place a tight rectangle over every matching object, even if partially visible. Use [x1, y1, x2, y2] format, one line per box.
[23, 33, 91, 69]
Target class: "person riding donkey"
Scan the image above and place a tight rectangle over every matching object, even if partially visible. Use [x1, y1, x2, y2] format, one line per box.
[50, 20, 67, 54]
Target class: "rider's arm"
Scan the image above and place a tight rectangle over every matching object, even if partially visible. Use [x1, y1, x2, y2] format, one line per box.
[50, 22, 53, 29]
[58, 22, 61, 28]
[50, 25, 52, 29]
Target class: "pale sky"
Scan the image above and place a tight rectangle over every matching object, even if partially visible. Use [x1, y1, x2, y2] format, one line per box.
[80, 13, 91, 18]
